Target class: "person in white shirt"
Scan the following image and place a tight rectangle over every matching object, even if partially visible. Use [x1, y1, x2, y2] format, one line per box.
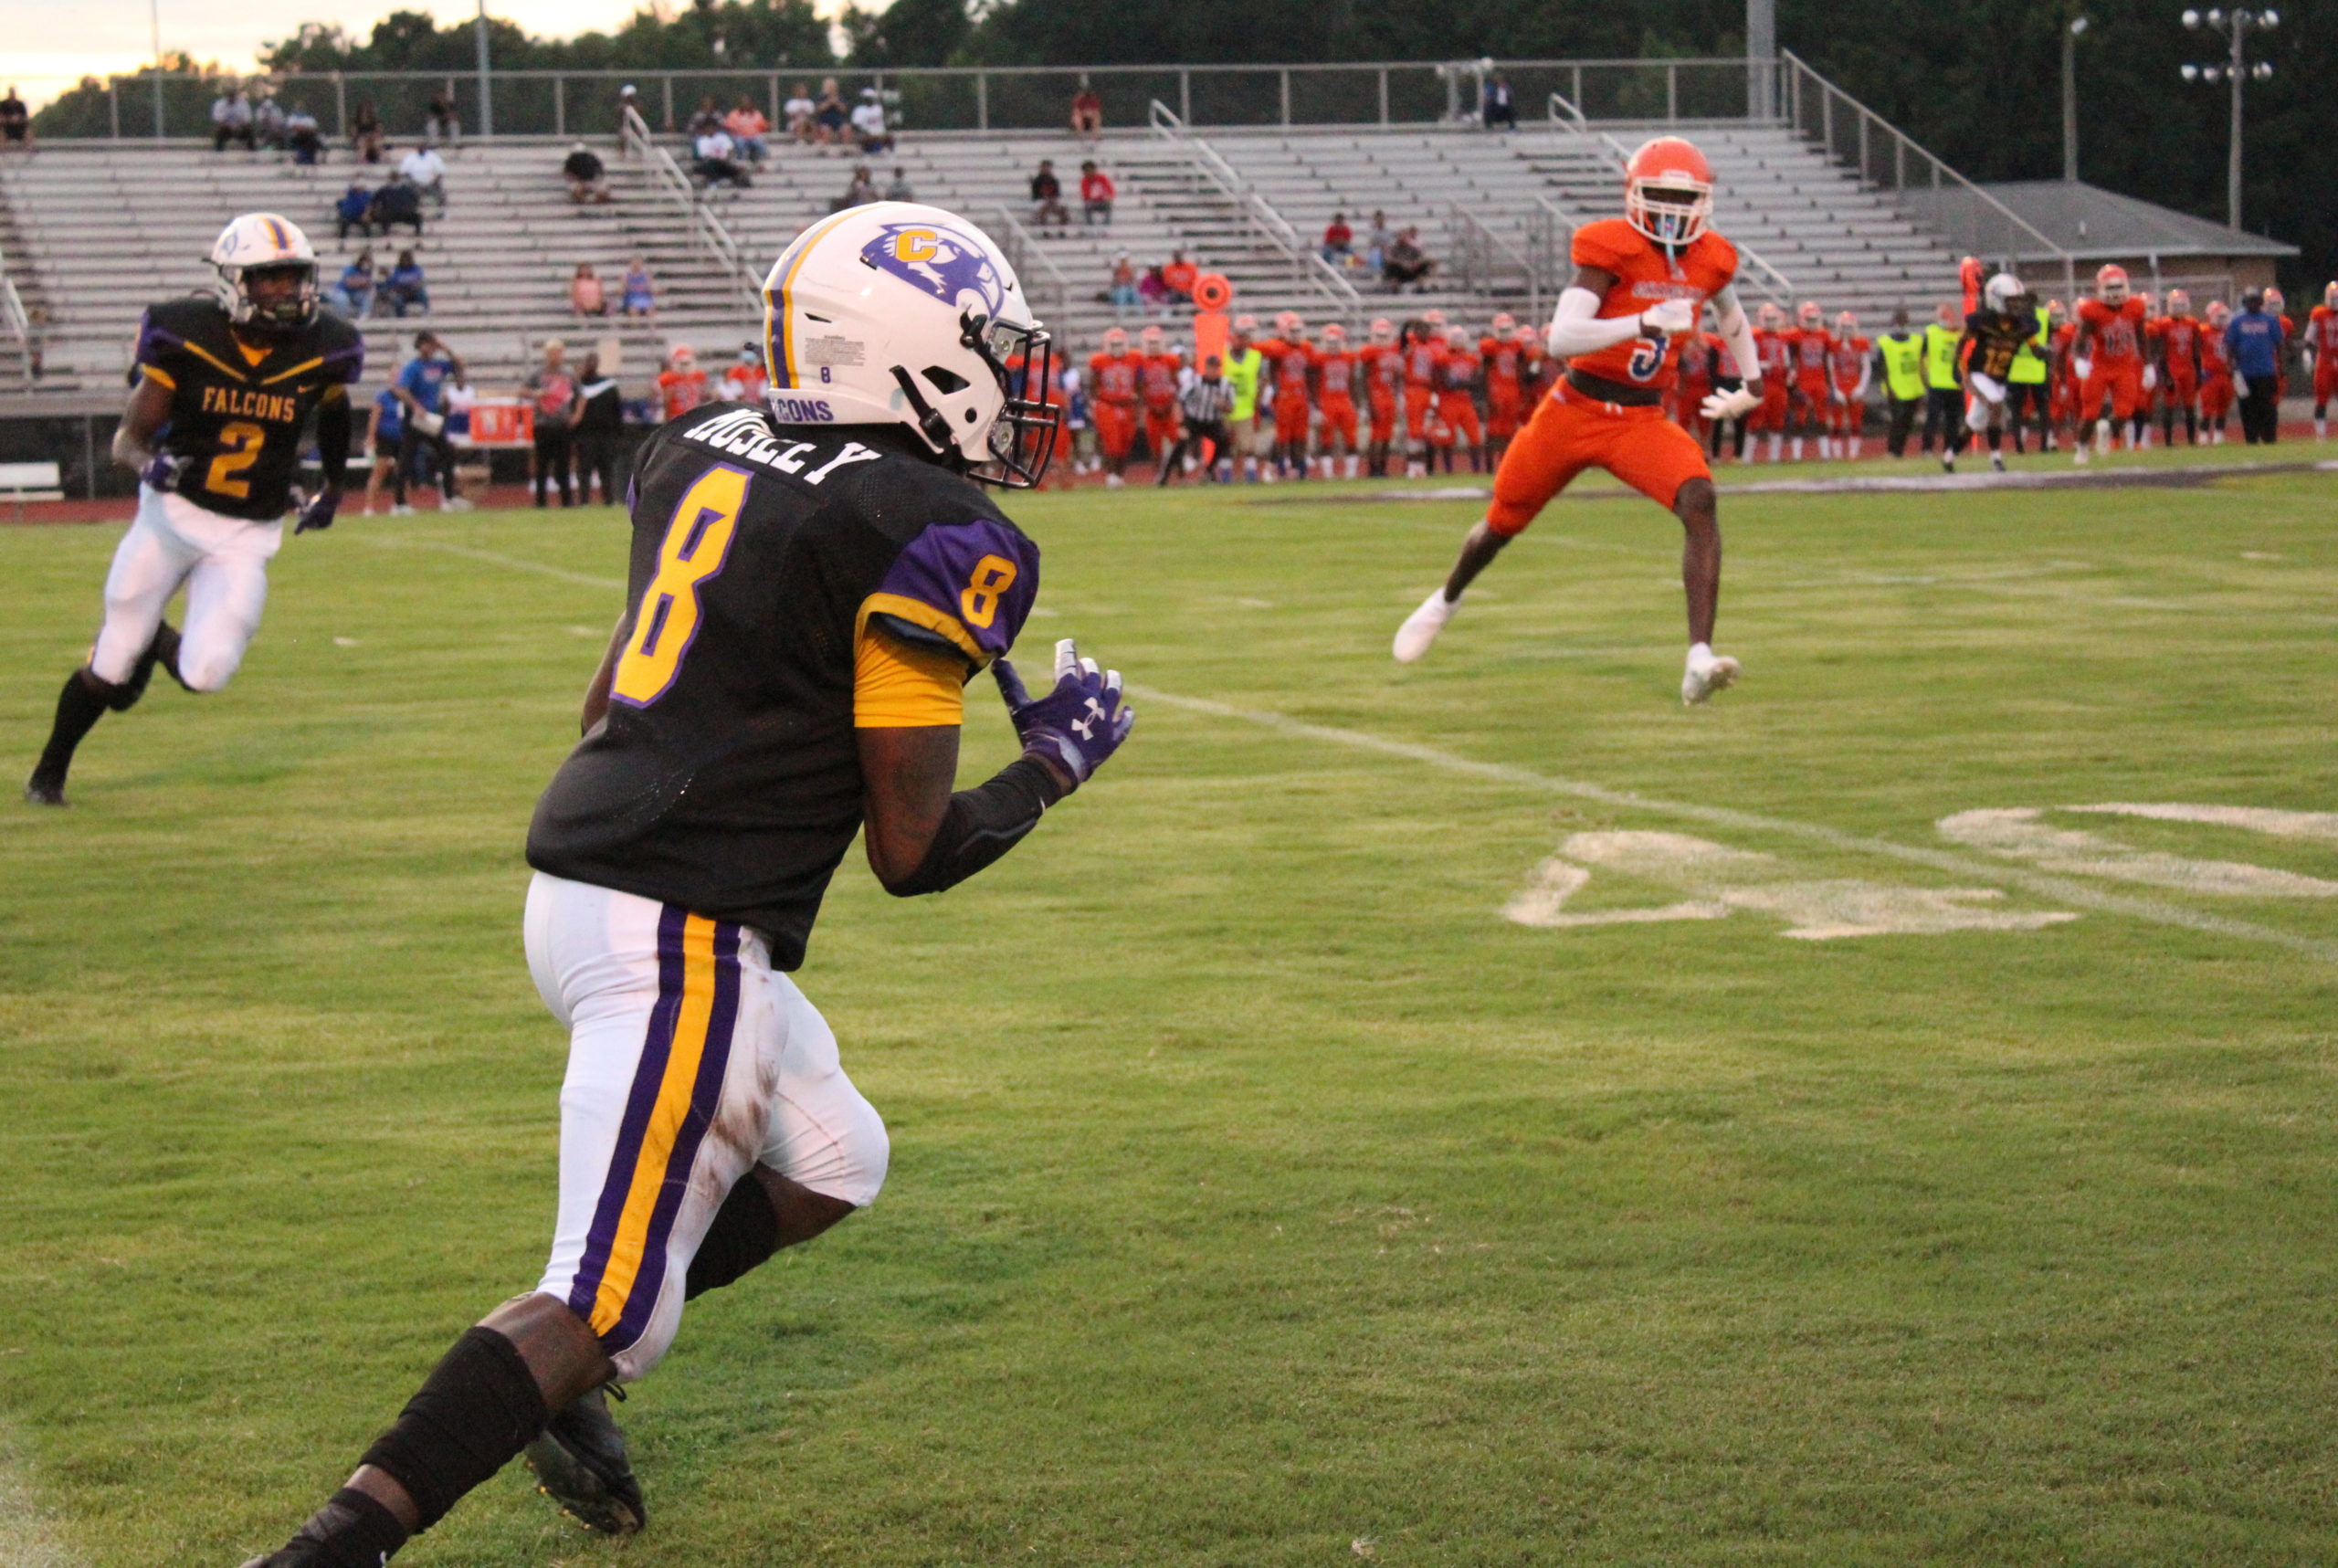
[850, 89, 893, 154]
[784, 83, 816, 144]
[693, 127, 751, 189]
[398, 144, 448, 215]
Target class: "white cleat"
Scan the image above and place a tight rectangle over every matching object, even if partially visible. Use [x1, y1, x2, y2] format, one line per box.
[1392, 589, 1458, 664]
[2072, 446, 2090, 467]
[1990, 452, 2006, 473]
[1681, 647, 1741, 706]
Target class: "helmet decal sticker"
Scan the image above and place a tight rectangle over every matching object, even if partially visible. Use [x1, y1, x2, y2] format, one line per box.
[860, 222, 1007, 320]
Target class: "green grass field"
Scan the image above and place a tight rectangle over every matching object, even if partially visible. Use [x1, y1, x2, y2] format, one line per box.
[4, 450, 2336, 1567]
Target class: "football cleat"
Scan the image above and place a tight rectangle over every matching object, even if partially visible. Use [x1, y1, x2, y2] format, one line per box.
[24, 773, 66, 806]
[1392, 589, 1458, 663]
[1990, 451, 2006, 472]
[524, 1386, 646, 1537]
[1681, 647, 1740, 706]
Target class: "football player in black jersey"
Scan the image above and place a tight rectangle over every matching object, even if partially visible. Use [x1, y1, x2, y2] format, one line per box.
[1950, 270, 2037, 474]
[25, 214, 362, 805]
[238, 203, 1133, 1568]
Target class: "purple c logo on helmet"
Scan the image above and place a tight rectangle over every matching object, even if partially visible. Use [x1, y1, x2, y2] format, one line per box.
[860, 222, 1008, 320]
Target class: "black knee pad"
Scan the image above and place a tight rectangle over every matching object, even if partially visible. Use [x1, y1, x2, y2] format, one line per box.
[358, 1326, 549, 1531]
[686, 1174, 782, 1300]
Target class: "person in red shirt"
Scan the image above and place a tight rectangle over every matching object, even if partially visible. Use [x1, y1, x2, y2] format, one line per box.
[656, 343, 708, 421]
[1429, 335, 1485, 473]
[1136, 324, 1183, 475]
[1480, 313, 1530, 464]
[1786, 300, 1836, 459]
[2073, 263, 2150, 461]
[1360, 318, 1404, 477]
[1158, 250, 1197, 302]
[2156, 290, 2206, 447]
[1671, 325, 1715, 440]
[1828, 311, 1870, 459]
[1314, 322, 1362, 478]
[2198, 300, 2235, 443]
[1088, 325, 1143, 485]
[1393, 135, 1760, 705]
[1398, 319, 1443, 477]
[1750, 302, 1793, 461]
[2306, 281, 2338, 440]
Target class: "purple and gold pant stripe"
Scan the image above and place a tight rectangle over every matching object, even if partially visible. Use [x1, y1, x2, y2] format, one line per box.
[567, 905, 742, 1352]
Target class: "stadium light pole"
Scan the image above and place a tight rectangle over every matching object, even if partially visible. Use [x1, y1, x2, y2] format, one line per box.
[2061, 12, 2088, 183]
[475, 0, 493, 139]
[2181, 6, 2277, 231]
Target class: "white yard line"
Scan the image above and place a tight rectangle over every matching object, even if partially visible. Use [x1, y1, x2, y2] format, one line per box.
[0, 1426, 80, 1568]
[1130, 686, 2338, 965]
[356, 532, 627, 591]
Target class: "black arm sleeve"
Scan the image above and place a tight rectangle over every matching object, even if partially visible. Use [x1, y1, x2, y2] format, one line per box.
[887, 754, 1068, 898]
[316, 392, 353, 487]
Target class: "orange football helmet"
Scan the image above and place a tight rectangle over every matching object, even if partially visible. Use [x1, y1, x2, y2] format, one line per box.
[1101, 326, 1128, 353]
[1322, 321, 1347, 342]
[1796, 300, 1823, 328]
[2095, 264, 2130, 304]
[1369, 317, 1396, 343]
[1625, 136, 1714, 247]
[2265, 287, 2286, 313]
[1139, 324, 1164, 349]
[2166, 289, 2192, 317]
[1490, 311, 1516, 335]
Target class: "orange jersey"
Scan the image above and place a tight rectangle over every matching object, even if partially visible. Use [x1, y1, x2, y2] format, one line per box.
[1315, 348, 1360, 402]
[657, 367, 709, 420]
[2078, 297, 2149, 365]
[1139, 352, 1183, 409]
[1260, 338, 1320, 400]
[2159, 317, 2204, 378]
[1481, 336, 1529, 399]
[1437, 346, 1482, 397]
[1400, 338, 1442, 388]
[1789, 327, 1834, 377]
[1360, 343, 1405, 397]
[1564, 217, 1739, 392]
[1753, 329, 1793, 383]
[2198, 326, 2230, 379]
[1089, 351, 1143, 405]
[2307, 306, 2338, 357]
[1828, 336, 1869, 392]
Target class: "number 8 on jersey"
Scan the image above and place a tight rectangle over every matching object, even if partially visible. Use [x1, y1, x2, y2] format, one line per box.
[612, 465, 751, 707]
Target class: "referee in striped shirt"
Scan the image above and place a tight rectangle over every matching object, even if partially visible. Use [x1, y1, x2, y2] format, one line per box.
[1159, 354, 1236, 484]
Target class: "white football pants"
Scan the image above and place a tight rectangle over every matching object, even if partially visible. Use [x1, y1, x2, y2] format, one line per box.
[1964, 372, 2008, 434]
[90, 485, 281, 689]
[524, 872, 889, 1381]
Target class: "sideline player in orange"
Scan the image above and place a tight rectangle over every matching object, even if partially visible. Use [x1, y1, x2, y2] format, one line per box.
[1361, 318, 1403, 477]
[1828, 310, 1870, 459]
[656, 343, 708, 421]
[1787, 301, 1835, 460]
[2306, 282, 2338, 440]
[1314, 322, 1363, 478]
[1089, 326, 1143, 486]
[2199, 300, 2235, 443]
[1137, 325, 1183, 475]
[2156, 290, 2205, 447]
[1429, 331, 1485, 473]
[1259, 312, 1319, 480]
[1751, 302, 1793, 460]
[1392, 135, 1760, 705]
[2073, 263, 2149, 462]
[1482, 313, 1529, 466]
[1399, 318, 1442, 476]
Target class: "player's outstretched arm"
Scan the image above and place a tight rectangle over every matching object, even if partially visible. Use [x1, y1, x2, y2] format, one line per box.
[860, 637, 1132, 898]
[296, 387, 352, 533]
[111, 374, 176, 488]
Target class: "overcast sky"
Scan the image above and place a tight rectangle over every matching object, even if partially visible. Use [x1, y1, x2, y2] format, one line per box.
[7, 0, 849, 109]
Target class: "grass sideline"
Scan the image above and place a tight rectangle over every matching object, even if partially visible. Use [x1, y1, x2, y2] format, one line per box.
[2, 454, 2335, 1566]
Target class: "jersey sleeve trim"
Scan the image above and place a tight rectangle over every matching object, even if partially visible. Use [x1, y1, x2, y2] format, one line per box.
[857, 592, 985, 667]
[854, 620, 968, 728]
[141, 364, 176, 390]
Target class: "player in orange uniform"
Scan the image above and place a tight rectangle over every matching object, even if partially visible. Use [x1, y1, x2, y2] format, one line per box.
[2073, 263, 2150, 462]
[1750, 302, 1792, 460]
[1136, 325, 1183, 476]
[1828, 310, 1870, 458]
[2047, 300, 2079, 447]
[2306, 282, 2338, 439]
[2155, 290, 2205, 447]
[1257, 312, 1318, 480]
[656, 343, 708, 420]
[1393, 135, 1758, 705]
[1397, 320, 1442, 477]
[1671, 327, 1714, 440]
[1429, 335, 1484, 472]
[1359, 318, 1404, 476]
[1313, 322, 1363, 478]
[2266, 288, 2295, 403]
[1087, 326, 1143, 486]
[1480, 313, 1529, 465]
[1786, 300, 1835, 459]
[2198, 300, 2235, 442]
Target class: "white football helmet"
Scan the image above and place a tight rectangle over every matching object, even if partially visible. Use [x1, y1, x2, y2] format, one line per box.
[1984, 272, 2025, 313]
[211, 213, 319, 329]
[758, 200, 1055, 487]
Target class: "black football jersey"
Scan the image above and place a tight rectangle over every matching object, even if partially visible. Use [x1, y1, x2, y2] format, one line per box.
[1964, 310, 2035, 384]
[133, 297, 365, 521]
[526, 406, 1042, 968]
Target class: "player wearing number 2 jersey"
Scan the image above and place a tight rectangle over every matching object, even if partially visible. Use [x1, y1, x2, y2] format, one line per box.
[1392, 136, 1761, 704]
[237, 204, 1134, 1568]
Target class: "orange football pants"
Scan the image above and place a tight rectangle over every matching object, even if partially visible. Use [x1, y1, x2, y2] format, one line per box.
[1367, 391, 1397, 444]
[1487, 381, 1712, 537]
[2082, 361, 2144, 423]
[1143, 405, 1180, 457]
[1403, 385, 1434, 442]
[1095, 400, 1139, 459]
[1318, 395, 1359, 450]
[1431, 394, 1480, 447]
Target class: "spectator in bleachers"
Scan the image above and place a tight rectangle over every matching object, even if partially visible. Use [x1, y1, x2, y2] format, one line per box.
[253, 92, 288, 152]
[573, 352, 624, 506]
[785, 83, 816, 144]
[351, 100, 384, 163]
[287, 109, 324, 166]
[427, 89, 459, 148]
[814, 79, 849, 146]
[399, 142, 448, 216]
[1481, 71, 1517, 132]
[615, 84, 642, 142]
[687, 97, 723, 138]
[1031, 160, 1069, 233]
[835, 164, 879, 210]
[621, 257, 657, 319]
[720, 341, 767, 402]
[212, 88, 256, 153]
[1161, 250, 1198, 302]
[570, 262, 609, 318]
[1137, 264, 1174, 317]
[1079, 161, 1115, 226]
[1322, 212, 1353, 263]
[380, 248, 429, 318]
[528, 339, 579, 509]
[694, 124, 751, 189]
[335, 178, 374, 241]
[329, 251, 375, 316]
[851, 89, 893, 155]
[884, 166, 916, 201]
[1071, 78, 1104, 139]
[368, 174, 424, 238]
[1382, 227, 1435, 291]
[725, 100, 770, 163]
[563, 142, 613, 205]
[1108, 252, 1140, 319]
[1364, 210, 1394, 270]
[1, 87, 33, 153]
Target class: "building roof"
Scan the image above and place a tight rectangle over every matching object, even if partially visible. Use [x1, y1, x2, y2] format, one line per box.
[1977, 180, 2299, 263]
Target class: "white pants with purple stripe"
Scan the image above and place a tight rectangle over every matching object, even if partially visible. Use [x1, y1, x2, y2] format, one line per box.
[524, 872, 889, 1381]
[91, 486, 282, 689]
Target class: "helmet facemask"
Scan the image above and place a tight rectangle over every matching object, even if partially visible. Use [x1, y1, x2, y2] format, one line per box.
[954, 310, 1057, 489]
[225, 259, 319, 331]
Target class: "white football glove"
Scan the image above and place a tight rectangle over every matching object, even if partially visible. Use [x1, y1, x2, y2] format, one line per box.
[2142, 363, 2158, 391]
[1638, 300, 1697, 336]
[2073, 357, 2092, 382]
[1701, 384, 1761, 422]
[2233, 373, 2249, 397]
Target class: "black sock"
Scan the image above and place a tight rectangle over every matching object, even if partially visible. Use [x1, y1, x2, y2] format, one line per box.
[32, 672, 109, 785]
[356, 1326, 550, 1531]
[687, 1175, 783, 1299]
[277, 1487, 409, 1568]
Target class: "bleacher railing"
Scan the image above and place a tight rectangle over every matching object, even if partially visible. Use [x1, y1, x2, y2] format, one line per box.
[619, 103, 762, 306]
[34, 58, 1780, 143]
[1444, 205, 1544, 319]
[0, 241, 31, 383]
[1779, 50, 2075, 299]
[987, 205, 1071, 317]
[1145, 100, 1364, 320]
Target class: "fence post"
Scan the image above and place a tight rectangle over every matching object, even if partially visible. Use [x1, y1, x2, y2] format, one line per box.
[975, 71, 987, 132]
[109, 80, 120, 140]
[1667, 63, 1677, 122]
[1377, 68, 1388, 126]
[1571, 64, 1583, 113]
[334, 73, 347, 140]
[153, 73, 164, 142]
[769, 73, 780, 127]
[1819, 84, 1831, 154]
[1280, 68, 1290, 127]
[1857, 111, 1867, 182]
[554, 76, 565, 136]
[661, 75, 674, 132]
[1179, 69, 1190, 123]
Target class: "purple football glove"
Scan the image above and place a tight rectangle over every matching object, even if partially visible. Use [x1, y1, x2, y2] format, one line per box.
[994, 637, 1133, 789]
[294, 487, 341, 534]
[140, 450, 184, 492]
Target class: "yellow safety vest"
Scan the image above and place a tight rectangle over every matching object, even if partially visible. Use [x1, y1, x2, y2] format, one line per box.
[2007, 305, 2049, 384]
[1877, 332, 1926, 401]
[1922, 322, 1963, 390]
[1224, 348, 1263, 421]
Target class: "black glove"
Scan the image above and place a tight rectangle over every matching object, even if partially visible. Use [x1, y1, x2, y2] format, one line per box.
[294, 488, 342, 534]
